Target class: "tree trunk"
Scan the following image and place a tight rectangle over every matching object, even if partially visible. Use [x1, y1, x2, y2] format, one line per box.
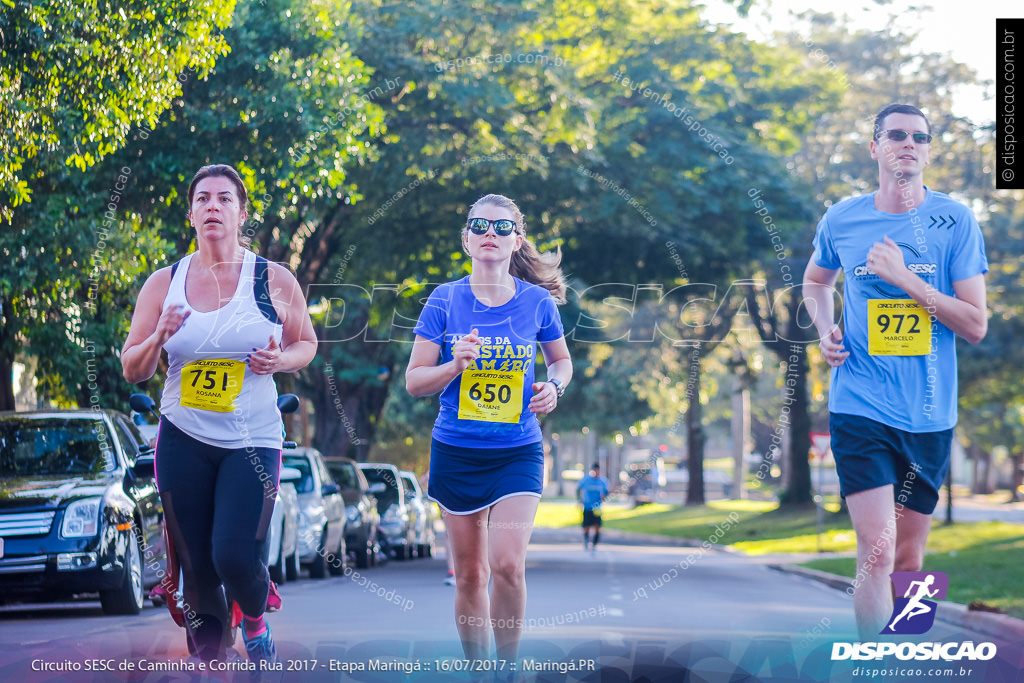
[0, 299, 15, 411]
[685, 360, 705, 506]
[731, 379, 749, 500]
[1009, 451, 1023, 503]
[779, 295, 814, 507]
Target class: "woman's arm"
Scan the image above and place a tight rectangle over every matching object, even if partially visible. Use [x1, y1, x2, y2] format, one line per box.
[406, 330, 482, 397]
[249, 263, 318, 375]
[528, 336, 572, 414]
[121, 268, 186, 384]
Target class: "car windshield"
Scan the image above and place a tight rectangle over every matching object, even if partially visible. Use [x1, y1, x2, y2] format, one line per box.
[326, 463, 358, 489]
[361, 468, 398, 503]
[282, 456, 314, 493]
[0, 417, 115, 477]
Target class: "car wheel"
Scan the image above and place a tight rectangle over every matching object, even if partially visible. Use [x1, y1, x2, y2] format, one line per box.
[100, 531, 144, 615]
[355, 533, 371, 569]
[286, 548, 300, 582]
[309, 527, 328, 579]
[328, 533, 347, 576]
[268, 526, 286, 585]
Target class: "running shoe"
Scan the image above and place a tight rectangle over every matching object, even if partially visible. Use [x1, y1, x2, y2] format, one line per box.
[444, 571, 456, 586]
[148, 583, 168, 606]
[266, 581, 282, 612]
[243, 621, 280, 671]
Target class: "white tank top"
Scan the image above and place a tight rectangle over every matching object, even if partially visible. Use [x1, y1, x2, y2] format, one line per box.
[160, 250, 284, 449]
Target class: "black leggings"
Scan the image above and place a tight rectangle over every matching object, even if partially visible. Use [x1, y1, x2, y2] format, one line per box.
[155, 418, 279, 660]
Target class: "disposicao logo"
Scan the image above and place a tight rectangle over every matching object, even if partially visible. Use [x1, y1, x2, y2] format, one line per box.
[831, 570, 997, 663]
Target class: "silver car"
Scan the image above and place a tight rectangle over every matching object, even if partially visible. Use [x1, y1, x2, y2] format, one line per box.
[358, 463, 416, 561]
[282, 448, 347, 579]
[399, 471, 436, 558]
[267, 466, 301, 584]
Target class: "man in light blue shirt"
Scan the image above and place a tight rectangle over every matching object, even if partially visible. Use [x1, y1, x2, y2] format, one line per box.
[577, 463, 610, 552]
[803, 103, 988, 638]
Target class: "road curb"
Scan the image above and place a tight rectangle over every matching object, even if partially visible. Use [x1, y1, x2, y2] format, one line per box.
[531, 525, 742, 552]
[770, 562, 1024, 641]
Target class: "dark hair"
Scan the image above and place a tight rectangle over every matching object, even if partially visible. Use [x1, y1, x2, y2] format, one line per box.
[464, 194, 567, 304]
[186, 164, 251, 247]
[873, 104, 930, 140]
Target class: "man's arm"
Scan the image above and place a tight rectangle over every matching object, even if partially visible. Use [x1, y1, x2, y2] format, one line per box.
[868, 236, 987, 344]
[803, 258, 849, 367]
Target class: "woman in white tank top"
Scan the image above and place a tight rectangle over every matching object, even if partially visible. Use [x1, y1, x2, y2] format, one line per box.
[121, 165, 317, 666]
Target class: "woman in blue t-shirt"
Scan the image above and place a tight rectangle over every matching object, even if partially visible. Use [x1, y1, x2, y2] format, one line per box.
[407, 194, 572, 663]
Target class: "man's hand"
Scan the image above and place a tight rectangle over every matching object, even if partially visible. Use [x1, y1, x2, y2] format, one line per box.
[867, 236, 909, 288]
[819, 326, 850, 367]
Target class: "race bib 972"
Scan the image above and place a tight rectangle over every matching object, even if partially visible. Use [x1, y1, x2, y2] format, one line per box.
[457, 369, 524, 423]
[868, 300, 931, 356]
[180, 359, 245, 412]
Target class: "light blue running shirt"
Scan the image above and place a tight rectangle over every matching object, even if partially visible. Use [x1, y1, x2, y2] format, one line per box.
[812, 188, 988, 432]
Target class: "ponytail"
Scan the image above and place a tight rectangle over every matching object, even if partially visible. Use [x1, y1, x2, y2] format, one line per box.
[466, 194, 567, 304]
[510, 240, 566, 304]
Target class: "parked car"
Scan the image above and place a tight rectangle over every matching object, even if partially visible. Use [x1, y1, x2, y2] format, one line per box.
[282, 448, 346, 579]
[0, 409, 165, 614]
[267, 466, 302, 584]
[357, 463, 416, 561]
[399, 471, 436, 558]
[323, 458, 380, 569]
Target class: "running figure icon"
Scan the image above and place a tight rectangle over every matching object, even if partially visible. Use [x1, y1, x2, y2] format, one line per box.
[887, 574, 939, 631]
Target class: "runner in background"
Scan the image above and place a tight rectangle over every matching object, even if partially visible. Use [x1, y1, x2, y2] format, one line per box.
[802, 104, 987, 637]
[121, 164, 317, 666]
[577, 463, 609, 554]
[406, 194, 572, 667]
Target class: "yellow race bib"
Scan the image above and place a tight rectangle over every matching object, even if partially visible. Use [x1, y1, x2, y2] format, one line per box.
[868, 300, 931, 356]
[458, 369, 524, 423]
[180, 359, 245, 412]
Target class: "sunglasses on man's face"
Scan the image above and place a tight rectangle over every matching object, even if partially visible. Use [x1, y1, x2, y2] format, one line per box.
[876, 129, 932, 145]
[467, 217, 517, 236]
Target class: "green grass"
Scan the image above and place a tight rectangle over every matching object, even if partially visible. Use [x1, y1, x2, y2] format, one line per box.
[801, 522, 1024, 619]
[535, 500, 1024, 618]
[535, 499, 857, 554]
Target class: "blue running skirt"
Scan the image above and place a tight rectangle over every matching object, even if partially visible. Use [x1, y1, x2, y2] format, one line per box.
[428, 438, 543, 515]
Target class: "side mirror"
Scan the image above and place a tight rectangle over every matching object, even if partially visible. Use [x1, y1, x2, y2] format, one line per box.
[129, 393, 157, 415]
[280, 466, 302, 483]
[321, 483, 341, 497]
[132, 455, 156, 480]
[277, 394, 299, 414]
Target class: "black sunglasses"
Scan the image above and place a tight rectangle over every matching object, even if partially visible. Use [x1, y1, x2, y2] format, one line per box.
[876, 129, 932, 145]
[467, 217, 517, 236]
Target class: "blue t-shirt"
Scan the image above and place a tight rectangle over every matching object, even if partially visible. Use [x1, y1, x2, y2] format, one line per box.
[812, 188, 988, 432]
[413, 276, 565, 447]
[577, 474, 609, 511]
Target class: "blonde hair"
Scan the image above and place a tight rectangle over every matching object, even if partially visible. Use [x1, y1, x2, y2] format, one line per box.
[465, 194, 566, 304]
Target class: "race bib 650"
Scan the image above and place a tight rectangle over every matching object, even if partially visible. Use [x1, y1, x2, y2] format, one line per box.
[457, 370, 524, 423]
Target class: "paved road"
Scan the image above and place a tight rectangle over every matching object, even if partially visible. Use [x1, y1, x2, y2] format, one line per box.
[0, 529, 1021, 682]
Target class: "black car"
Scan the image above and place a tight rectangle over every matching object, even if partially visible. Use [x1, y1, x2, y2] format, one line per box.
[323, 458, 380, 569]
[0, 410, 165, 614]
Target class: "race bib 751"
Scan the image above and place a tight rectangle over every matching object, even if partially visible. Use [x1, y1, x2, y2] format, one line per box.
[180, 359, 245, 412]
